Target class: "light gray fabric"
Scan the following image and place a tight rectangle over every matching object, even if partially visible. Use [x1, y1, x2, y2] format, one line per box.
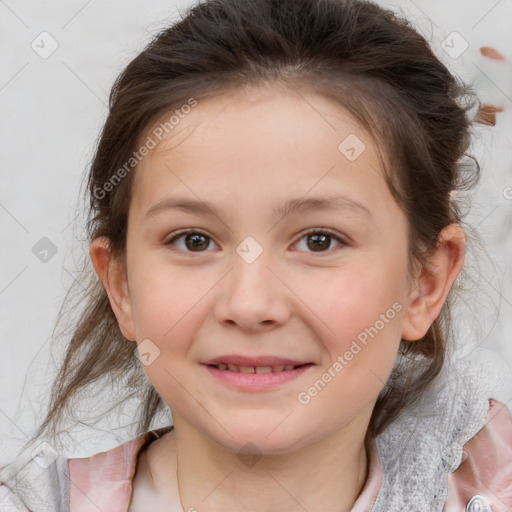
[0, 348, 509, 511]
[0, 443, 70, 512]
[371, 348, 511, 512]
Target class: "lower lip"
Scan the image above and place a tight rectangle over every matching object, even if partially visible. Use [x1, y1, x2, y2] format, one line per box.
[202, 364, 314, 391]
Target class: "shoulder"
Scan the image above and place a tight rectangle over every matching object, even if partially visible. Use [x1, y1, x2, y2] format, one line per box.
[445, 398, 512, 511]
[0, 443, 70, 512]
[68, 425, 173, 511]
[0, 426, 173, 512]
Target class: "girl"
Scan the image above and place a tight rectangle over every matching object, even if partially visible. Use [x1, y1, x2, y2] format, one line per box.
[1, 0, 511, 510]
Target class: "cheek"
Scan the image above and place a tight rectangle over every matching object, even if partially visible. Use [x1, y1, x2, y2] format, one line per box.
[128, 265, 205, 410]
[129, 253, 204, 341]
[299, 275, 402, 425]
[306, 266, 404, 349]
[301, 263, 405, 411]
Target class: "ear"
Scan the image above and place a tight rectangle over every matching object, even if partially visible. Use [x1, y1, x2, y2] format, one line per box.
[89, 237, 137, 342]
[401, 224, 466, 341]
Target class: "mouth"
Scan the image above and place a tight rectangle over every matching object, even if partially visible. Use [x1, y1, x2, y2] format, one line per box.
[201, 357, 315, 391]
[206, 362, 313, 373]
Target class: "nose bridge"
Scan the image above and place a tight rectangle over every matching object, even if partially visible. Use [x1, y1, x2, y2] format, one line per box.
[213, 235, 291, 329]
[230, 234, 275, 298]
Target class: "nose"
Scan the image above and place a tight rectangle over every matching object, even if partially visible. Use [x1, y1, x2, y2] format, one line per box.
[213, 247, 292, 333]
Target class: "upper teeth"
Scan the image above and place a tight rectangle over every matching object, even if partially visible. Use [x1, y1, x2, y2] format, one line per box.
[214, 363, 298, 373]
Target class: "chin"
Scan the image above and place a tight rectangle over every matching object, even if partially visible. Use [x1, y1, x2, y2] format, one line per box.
[209, 417, 309, 456]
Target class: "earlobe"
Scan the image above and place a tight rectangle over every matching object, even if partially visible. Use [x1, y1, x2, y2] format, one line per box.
[89, 237, 137, 342]
[401, 224, 466, 341]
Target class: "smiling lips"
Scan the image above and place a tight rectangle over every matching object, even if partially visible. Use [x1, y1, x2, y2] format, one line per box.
[212, 363, 303, 373]
[202, 354, 313, 373]
[201, 354, 314, 388]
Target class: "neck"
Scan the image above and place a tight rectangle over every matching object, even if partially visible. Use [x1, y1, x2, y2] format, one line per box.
[157, 414, 372, 512]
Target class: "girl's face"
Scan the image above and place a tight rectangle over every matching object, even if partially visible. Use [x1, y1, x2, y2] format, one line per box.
[104, 85, 423, 453]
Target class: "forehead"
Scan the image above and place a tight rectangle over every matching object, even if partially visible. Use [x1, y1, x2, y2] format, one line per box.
[130, 85, 392, 220]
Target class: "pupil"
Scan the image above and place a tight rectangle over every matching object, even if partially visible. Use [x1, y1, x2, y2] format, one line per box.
[308, 234, 330, 252]
[186, 233, 209, 251]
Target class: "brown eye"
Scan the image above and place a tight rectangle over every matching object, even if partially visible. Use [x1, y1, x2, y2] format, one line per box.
[294, 229, 346, 253]
[165, 230, 219, 252]
[307, 233, 332, 252]
[184, 233, 210, 251]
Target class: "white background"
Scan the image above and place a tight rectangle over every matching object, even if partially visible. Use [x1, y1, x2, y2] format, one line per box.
[1, 0, 511, 464]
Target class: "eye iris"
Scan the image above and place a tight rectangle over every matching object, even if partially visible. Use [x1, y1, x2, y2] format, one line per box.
[307, 233, 330, 252]
[185, 233, 209, 251]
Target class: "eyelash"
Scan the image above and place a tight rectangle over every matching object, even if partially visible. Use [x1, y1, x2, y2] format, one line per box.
[164, 228, 348, 255]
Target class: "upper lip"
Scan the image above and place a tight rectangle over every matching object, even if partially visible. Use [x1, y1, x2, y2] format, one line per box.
[202, 355, 313, 367]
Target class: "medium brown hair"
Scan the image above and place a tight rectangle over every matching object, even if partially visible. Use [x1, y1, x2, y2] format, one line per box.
[26, 0, 483, 454]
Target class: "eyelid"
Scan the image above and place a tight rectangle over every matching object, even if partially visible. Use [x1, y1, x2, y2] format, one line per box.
[296, 227, 347, 244]
[164, 227, 349, 253]
[165, 227, 211, 240]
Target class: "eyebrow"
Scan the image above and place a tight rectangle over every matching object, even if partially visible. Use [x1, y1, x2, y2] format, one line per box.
[144, 195, 375, 224]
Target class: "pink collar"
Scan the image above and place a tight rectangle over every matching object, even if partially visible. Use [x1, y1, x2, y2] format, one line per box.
[68, 425, 383, 512]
